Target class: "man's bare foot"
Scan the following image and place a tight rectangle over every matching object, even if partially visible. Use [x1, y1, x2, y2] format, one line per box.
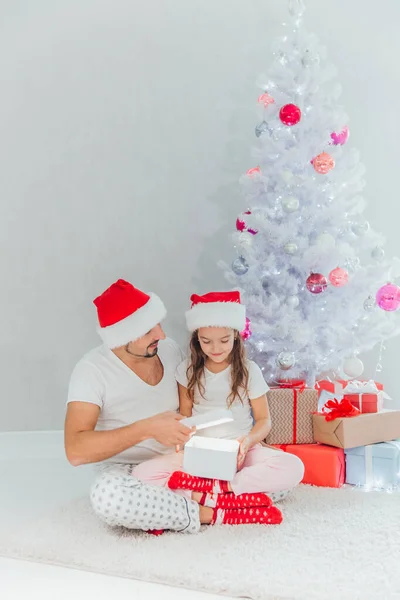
[199, 505, 213, 524]
[192, 491, 202, 503]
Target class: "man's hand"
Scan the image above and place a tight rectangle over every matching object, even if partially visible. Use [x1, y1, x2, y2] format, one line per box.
[146, 412, 195, 447]
[237, 435, 251, 470]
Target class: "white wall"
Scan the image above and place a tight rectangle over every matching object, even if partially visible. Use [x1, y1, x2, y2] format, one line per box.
[1, 0, 399, 431]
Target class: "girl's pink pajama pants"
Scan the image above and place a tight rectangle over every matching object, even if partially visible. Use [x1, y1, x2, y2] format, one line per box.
[133, 444, 304, 500]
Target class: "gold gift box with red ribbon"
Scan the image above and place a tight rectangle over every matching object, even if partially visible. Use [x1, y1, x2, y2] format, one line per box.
[265, 380, 318, 445]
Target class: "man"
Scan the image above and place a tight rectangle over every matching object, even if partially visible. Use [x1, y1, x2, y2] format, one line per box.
[65, 278, 213, 534]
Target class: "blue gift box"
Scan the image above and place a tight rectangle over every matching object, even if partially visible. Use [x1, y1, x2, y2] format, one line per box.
[345, 440, 400, 487]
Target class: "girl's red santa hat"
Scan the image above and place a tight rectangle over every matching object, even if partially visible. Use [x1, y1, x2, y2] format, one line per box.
[185, 291, 246, 332]
[93, 279, 166, 348]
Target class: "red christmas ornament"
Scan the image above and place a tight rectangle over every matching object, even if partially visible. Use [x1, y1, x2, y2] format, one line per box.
[306, 273, 328, 294]
[246, 166, 261, 176]
[258, 92, 275, 107]
[312, 152, 335, 174]
[329, 267, 349, 287]
[279, 103, 301, 126]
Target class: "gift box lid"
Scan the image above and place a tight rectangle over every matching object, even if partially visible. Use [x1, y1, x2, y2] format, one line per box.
[181, 409, 234, 431]
[345, 440, 400, 459]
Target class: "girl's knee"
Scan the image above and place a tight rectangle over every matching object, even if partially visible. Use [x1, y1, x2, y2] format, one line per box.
[283, 452, 305, 486]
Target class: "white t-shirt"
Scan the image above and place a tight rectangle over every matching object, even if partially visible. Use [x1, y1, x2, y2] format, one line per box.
[175, 359, 269, 440]
[67, 338, 183, 465]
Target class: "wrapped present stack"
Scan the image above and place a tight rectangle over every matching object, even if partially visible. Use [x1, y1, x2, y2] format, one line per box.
[265, 378, 400, 490]
[266, 379, 345, 488]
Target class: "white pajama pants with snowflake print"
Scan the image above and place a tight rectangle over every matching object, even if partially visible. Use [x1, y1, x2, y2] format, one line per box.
[90, 463, 201, 534]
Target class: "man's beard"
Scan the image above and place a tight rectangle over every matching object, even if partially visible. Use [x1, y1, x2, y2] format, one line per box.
[144, 344, 159, 358]
[125, 343, 159, 359]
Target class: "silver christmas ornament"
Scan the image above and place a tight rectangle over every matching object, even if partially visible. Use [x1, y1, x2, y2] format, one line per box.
[315, 232, 335, 249]
[363, 295, 376, 312]
[343, 356, 364, 378]
[284, 242, 298, 255]
[255, 121, 270, 138]
[344, 256, 360, 273]
[232, 256, 249, 275]
[351, 221, 370, 236]
[286, 295, 300, 308]
[281, 195, 299, 213]
[238, 232, 253, 247]
[276, 351, 296, 370]
[371, 246, 385, 261]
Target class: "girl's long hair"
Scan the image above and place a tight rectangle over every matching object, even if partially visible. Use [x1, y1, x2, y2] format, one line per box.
[186, 330, 249, 407]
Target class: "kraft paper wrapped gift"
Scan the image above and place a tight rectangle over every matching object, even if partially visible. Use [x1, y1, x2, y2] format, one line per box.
[181, 409, 239, 481]
[313, 407, 400, 449]
[342, 380, 387, 414]
[265, 381, 318, 445]
[345, 440, 400, 487]
[273, 443, 345, 488]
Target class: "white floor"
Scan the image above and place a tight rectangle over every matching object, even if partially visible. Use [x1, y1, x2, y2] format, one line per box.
[0, 432, 231, 600]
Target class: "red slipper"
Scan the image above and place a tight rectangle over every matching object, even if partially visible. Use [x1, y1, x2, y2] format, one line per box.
[146, 529, 164, 536]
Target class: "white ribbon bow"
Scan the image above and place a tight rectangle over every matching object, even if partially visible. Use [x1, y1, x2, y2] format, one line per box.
[343, 380, 379, 394]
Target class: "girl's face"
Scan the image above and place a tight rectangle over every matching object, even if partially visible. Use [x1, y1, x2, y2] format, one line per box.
[197, 327, 235, 364]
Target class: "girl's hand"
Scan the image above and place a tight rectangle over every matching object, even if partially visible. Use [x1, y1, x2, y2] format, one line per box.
[237, 435, 251, 470]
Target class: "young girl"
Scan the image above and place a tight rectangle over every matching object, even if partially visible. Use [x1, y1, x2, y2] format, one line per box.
[134, 291, 304, 526]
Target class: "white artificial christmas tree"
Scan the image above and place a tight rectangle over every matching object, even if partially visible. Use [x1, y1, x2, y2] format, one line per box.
[220, 0, 400, 386]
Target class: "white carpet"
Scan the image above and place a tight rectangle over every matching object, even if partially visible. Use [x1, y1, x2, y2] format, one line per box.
[1, 485, 399, 600]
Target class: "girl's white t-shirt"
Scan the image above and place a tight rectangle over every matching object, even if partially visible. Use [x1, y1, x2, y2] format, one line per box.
[67, 338, 183, 465]
[175, 359, 269, 440]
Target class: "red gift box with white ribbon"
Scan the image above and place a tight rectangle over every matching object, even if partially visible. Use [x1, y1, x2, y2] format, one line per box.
[342, 380, 388, 414]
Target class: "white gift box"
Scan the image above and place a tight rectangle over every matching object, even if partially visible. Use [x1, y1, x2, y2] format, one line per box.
[181, 409, 239, 481]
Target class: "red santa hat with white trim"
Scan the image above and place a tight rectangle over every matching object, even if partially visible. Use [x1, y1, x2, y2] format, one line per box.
[185, 291, 246, 332]
[93, 279, 167, 348]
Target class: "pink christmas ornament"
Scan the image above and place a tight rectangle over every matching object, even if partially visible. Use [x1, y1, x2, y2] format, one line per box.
[258, 92, 275, 107]
[279, 103, 301, 126]
[240, 317, 252, 341]
[306, 273, 328, 294]
[236, 210, 257, 235]
[329, 267, 349, 287]
[246, 166, 261, 177]
[376, 283, 400, 312]
[312, 152, 335, 174]
[236, 218, 246, 232]
[331, 126, 349, 146]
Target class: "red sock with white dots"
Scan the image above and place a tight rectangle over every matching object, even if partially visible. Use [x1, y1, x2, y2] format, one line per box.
[146, 529, 164, 536]
[211, 505, 283, 526]
[199, 492, 273, 509]
[168, 471, 230, 494]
